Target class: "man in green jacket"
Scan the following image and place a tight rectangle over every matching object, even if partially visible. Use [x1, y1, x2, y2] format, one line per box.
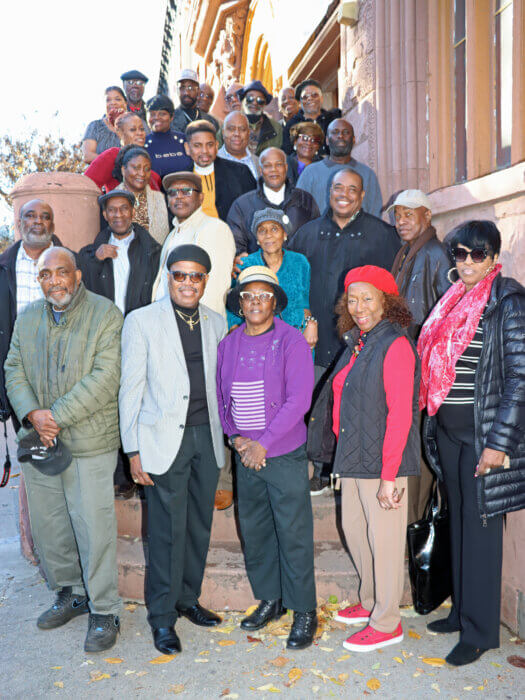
[4, 247, 123, 653]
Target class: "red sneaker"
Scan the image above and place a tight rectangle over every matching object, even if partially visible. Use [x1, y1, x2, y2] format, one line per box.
[334, 603, 371, 625]
[343, 623, 403, 652]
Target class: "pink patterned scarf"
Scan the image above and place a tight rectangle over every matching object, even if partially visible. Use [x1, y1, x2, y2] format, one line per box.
[417, 265, 501, 415]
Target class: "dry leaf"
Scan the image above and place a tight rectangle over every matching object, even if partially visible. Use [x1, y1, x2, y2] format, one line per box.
[408, 630, 421, 639]
[216, 624, 236, 634]
[270, 656, 289, 667]
[320, 647, 333, 652]
[463, 687, 473, 691]
[431, 683, 440, 693]
[413, 672, 421, 678]
[246, 635, 262, 644]
[51, 666, 63, 670]
[104, 657, 123, 664]
[194, 658, 209, 663]
[353, 669, 364, 676]
[507, 655, 525, 668]
[393, 656, 404, 664]
[477, 686, 485, 691]
[490, 662, 501, 668]
[245, 604, 258, 616]
[338, 673, 349, 682]
[288, 668, 302, 682]
[89, 671, 110, 682]
[149, 655, 176, 664]
[257, 683, 281, 692]
[54, 682, 64, 688]
[402, 651, 413, 659]
[222, 695, 239, 700]
[337, 654, 350, 662]
[198, 650, 209, 655]
[219, 691, 230, 698]
[125, 603, 137, 612]
[136, 671, 148, 677]
[366, 678, 381, 691]
[372, 662, 380, 670]
[422, 657, 446, 667]
[218, 640, 236, 647]
[124, 670, 135, 676]
[169, 685, 185, 694]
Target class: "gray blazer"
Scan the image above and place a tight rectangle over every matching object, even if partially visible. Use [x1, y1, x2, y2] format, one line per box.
[119, 295, 227, 475]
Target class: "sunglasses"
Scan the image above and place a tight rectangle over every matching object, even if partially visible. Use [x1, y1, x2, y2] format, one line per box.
[239, 291, 274, 303]
[297, 134, 321, 144]
[452, 247, 489, 263]
[167, 187, 199, 198]
[169, 271, 207, 282]
[245, 96, 266, 105]
[125, 80, 145, 87]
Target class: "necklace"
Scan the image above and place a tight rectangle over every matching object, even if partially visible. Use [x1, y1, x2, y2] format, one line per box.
[175, 307, 200, 331]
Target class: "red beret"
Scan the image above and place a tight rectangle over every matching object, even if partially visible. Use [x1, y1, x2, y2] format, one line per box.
[344, 265, 399, 296]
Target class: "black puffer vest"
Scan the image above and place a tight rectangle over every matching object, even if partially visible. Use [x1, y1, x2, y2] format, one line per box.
[308, 320, 421, 479]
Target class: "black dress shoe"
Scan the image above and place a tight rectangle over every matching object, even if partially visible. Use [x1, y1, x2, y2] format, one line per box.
[37, 587, 89, 629]
[84, 614, 120, 652]
[427, 617, 460, 634]
[178, 603, 222, 627]
[153, 627, 182, 655]
[240, 600, 286, 631]
[287, 610, 317, 649]
[446, 641, 487, 666]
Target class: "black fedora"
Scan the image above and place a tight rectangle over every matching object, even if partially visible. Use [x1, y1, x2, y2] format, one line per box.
[17, 430, 72, 477]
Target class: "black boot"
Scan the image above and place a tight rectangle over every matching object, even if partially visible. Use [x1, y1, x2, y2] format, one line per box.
[153, 627, 182, 654]
[446, 641, 487, 666]
[286, 610, 317, 649]
[84, 614, 120, 652]
[37, 587, 89, 630]
[240, 600, 286, 631]
[427, 617, 460, 634]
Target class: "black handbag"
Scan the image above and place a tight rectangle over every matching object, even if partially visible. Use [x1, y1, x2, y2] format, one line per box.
[407, 483, 452, 615]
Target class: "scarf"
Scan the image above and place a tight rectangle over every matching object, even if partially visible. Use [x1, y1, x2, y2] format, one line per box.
[417, 264, 501, 415]
[391, 226, 437, 293]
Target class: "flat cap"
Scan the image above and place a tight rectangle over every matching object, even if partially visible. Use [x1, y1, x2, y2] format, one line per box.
[166, 244, 211, 272]
[163, 171, 202, 193]
[98, 190, 136, 208]
[120, 70, 149, 83]
[386, 189, 432, 214]
[251, 207, 290, 236]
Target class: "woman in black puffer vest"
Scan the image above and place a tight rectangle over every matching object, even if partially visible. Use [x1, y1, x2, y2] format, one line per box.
[308, 265, 420, 654]
[418, 220, 525, 667]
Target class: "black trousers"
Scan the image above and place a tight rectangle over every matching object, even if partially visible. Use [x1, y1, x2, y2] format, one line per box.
[235, 443, 316, 613]
[436, 406, 503, 649]
[145, 424, 219, 629]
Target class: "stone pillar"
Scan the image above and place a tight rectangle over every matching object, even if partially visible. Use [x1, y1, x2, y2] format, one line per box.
[11, 172, 101, 252]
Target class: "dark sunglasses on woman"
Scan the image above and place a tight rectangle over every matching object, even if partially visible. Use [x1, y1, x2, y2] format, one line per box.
[452, 247, 489, 263]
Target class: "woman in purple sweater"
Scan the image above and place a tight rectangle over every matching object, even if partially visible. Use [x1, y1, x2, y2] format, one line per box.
[217, 266, 317, 649]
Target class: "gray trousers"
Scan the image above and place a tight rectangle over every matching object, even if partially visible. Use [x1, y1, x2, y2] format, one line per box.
[22, 450, 120, 616]
[235, 444, 317, 612]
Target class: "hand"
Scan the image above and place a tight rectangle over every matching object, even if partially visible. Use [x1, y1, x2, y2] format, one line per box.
[240, 440, 267, 470]
[476, 447, 506, 477]
[129, 454, 154, 486]
[232, 253, 248, 278]
[376, 479, 403, 510]
[232, 436, 250, 452]
[27, 409, 60, 447]
[303, 320, 318, 349]
[95, 244, 118, 261]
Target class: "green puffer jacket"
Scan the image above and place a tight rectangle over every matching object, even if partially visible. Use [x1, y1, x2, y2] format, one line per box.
[4, 283, 123, 457]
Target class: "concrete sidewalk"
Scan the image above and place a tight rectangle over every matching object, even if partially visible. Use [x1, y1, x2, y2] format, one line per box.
[0, 427, 523, 698]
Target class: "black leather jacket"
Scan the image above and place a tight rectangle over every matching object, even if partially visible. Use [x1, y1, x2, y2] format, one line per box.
[423, 275, 525, 518]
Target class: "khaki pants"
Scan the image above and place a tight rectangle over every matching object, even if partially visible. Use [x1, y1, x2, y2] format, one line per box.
[23, 450, 120, 616]
[341, 477, 407, 633]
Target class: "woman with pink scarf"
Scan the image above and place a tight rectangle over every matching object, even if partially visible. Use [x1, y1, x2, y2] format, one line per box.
[419, 220, 525, 667]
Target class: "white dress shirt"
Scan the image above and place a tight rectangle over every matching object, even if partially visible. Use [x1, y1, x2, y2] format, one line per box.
[263, 183, 286, 205]
[15, 242, 53, 314]
[109, 230, 135, 314]
[218, 145, 260, 180]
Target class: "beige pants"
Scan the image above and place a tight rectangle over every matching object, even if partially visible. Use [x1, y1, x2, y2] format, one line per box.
[341, 477, 407, 633]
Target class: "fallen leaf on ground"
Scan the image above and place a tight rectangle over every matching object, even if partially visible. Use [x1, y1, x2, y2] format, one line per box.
[288, 668, 302, 682]
[431, 683, 440, 693]
[507, 655, 525, 668]
[402, 651, 413, 659]
[353, 669, 364, 676]
[463, 686, 473, 691]
[245, 605, 257, 616]
[320, 647, 333, 652]
[124, 670, 135, 675]
[270, 656, 289, 667]
[372, 662, 380, 670]
[104, 657, 123, 664]
[215, 625, 236, 634]
[169, 685, 185, 694]
[220, 690, 230, 698]
[195, 658, 209, 663]
[337, 654, 350, 662]
[54, 682, 64, 688]
[393, 656, 404, 664]
[218, 640, 236, 647]
[198, 650, 209, 655]
[257, 683, 281, 692]
[490, 662, 502, 668]
[247, 635, 262, 644]
[366, 678, 381, 691]
[422, 657, 446, 667]
[222, 695, 239, 699]
[338, 673, 349, 682]
[80, 660, 94, 666]
[136, 671, 148, 677]
[413, 672, 421, 678]
[51, 666, 62, 670]
[477, 686, 485, 691]
[149, 655, 176, 664]
[409, 630, 421, 639]
[125, 603, 137, 612]
[89, 671, 110, 682]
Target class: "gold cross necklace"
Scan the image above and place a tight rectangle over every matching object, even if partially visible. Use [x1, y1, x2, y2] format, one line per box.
[175, 308, 200, 331]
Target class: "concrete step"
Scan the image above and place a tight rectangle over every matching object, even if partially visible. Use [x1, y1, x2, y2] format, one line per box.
[117, 537, 413, 609]
[116, 489, 343, 543]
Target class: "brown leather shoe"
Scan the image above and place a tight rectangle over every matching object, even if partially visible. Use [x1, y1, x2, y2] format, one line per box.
[214, 489, 233, 510]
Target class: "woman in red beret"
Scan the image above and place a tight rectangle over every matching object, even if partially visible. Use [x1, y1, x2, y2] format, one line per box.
[308, 265, 420, 652]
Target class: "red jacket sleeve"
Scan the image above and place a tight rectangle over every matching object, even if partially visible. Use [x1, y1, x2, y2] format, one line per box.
[84, 148, 119, 189]
[150, 170, 162, 191]
[381, 336, 416, 481]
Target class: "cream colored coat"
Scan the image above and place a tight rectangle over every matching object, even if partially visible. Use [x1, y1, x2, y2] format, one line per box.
[152, 206, 235, 317]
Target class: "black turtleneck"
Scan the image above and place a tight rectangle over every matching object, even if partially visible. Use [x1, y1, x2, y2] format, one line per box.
[171, 300, 209, 426]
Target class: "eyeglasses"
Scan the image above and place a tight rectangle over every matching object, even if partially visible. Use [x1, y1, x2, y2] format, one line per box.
[297, 134, 321, 144]
[169, 271, 207, 282]
[179, 83, 198, 92]
[302, 91, 321, 100]
[125, 80, 145, 87]
[225, 95, 240, 104]
[239, 291, 274, 303]
[245, 96, 266, 105]
[167, 187, 199, 198]
[452, 247, 489, 263]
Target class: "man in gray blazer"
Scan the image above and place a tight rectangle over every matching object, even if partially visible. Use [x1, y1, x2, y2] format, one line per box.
[119, 244, 227, 655]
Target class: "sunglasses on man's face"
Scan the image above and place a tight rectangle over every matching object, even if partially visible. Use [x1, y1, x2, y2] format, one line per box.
[167, 187, 199, 198]
[452, 247, 489, 263]
[169, 271, 207, 283]
[245, 96, 266, 105]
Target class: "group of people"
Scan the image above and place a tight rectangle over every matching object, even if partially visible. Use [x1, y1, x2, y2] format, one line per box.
[0, 68, 524, 669]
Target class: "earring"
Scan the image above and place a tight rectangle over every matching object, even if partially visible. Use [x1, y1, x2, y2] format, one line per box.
[238, 309, 244, 317]
[447, 267, 458, 284]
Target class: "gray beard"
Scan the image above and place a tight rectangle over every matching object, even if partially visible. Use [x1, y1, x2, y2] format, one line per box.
[46, 282, 79, 310]
[22, 231, 53, 247]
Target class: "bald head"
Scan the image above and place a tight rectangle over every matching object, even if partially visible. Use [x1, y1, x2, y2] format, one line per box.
[327, 119, 354, 158]
[225, 82, 243, 112]
[19, 199, 54, 251]
[37, 246, 77, 273]
[260, 148, 287, 191]
[222, 111, 250, 156]
[37, 247, 81, 310]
